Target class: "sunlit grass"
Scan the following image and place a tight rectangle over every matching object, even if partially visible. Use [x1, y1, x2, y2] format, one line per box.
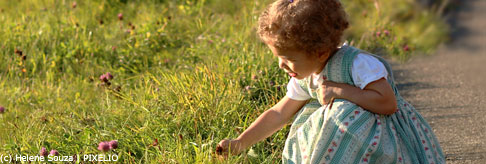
[0, 0, 448, 163]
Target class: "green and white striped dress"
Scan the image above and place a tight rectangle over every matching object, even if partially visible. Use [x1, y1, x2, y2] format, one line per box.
[282, 46, 445, 164]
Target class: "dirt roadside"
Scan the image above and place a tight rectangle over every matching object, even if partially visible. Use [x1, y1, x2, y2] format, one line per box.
[392, 0, 486, 163]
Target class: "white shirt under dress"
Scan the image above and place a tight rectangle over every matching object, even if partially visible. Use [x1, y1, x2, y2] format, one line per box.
[286, 53, 389, 101]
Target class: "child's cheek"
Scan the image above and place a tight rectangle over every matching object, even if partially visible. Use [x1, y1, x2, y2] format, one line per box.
[287, 62, 295, 70]
[291, 64, 299, 72]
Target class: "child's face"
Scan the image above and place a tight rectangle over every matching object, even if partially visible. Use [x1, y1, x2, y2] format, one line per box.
[267, 44, 328, 80]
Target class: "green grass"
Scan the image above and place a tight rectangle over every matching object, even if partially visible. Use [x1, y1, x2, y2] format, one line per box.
[0, 0, 448, 163]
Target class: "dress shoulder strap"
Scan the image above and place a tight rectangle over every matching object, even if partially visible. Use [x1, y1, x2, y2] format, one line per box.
[295, 46, 360, 96]
[295, 45, 401, 101]
[325, 45, 361, 86]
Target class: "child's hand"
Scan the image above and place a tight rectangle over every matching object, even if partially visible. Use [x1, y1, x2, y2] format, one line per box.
[216, 139, 244, 157]
[318, 77, 343, 104]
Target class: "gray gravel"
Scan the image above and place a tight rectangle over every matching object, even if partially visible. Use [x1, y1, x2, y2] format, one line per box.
[392, 0, 486, 163]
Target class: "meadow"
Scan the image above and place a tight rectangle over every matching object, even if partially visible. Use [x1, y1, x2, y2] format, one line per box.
[0, 0, 449, 163]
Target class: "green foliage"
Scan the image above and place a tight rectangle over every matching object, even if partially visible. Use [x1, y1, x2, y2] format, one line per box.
[342, 0, 449, 60]
[0, 0, 448, 163]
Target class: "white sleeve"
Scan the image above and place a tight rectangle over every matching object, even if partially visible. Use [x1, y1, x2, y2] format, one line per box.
[351, 54, 388, 89]
[286, 77, 312, 101]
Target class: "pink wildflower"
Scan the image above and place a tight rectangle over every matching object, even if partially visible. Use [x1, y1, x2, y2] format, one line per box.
[269, 81, 275, 86]
[251, 75, 258, 80]
[403, 45, 410, 52]
[39, 147, 48, 156]
[98, 141, 110, 152]
[151, 139, 159, 146]
[117, 13, 123, 21]
[109, 140, 118, 149]
[245, 86, 251, 91]
[49, 149, 59, 156]
[99, 74, 108, 82]
[383, 30, 390, 36]
[105, 72, 113, 80]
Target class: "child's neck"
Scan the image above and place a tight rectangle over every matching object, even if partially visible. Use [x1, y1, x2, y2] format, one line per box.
[313, 48, 339, 75]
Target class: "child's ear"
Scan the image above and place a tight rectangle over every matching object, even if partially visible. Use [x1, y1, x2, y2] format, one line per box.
[317, 52, 329, 62]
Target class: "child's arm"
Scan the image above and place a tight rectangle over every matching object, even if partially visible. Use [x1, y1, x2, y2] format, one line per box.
[217, 96, 307, 156]
[319, 77, 397, 115]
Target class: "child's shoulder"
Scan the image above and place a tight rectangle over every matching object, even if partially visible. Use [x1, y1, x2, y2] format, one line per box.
[343, 46, 388, 68]
[354, 53, 380, 63]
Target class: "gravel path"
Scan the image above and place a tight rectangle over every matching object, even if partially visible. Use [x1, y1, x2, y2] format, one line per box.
[393, 0, 486, 163]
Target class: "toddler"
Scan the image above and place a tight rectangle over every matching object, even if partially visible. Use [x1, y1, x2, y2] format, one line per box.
[217, 0, 445, 163]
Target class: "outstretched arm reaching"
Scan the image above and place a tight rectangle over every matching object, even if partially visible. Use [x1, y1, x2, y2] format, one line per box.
[217, 96, 307, 156]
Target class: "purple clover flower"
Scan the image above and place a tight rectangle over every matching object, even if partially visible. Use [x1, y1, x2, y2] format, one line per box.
[98, 141, 110, 152]
[245, 86, 251, 91]
[109, 140, 118, 149]
[383, 30, 390, 36]
[105, 72, 113, 80]
[403, 45, 410, 52]
[99, 74, 108, 82]
[49, 149, 59, 156]
[118, 13, 123, 21]
[0, 106, 4, 113]
[251, 75, 258, 80]
[40, 147, 48, 156]
[269, 81, 275, 86]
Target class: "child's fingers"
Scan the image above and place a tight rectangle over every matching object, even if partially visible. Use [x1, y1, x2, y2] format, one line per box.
[216, 144, 224, 155]
[215, 143, 229, 160]
[216, 140, 229, 155]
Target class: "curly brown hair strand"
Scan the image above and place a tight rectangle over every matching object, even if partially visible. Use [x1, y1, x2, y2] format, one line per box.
[258, 0, 349, 56]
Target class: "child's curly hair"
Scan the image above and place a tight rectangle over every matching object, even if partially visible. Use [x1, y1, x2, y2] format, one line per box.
[258, 0, 349, 56]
